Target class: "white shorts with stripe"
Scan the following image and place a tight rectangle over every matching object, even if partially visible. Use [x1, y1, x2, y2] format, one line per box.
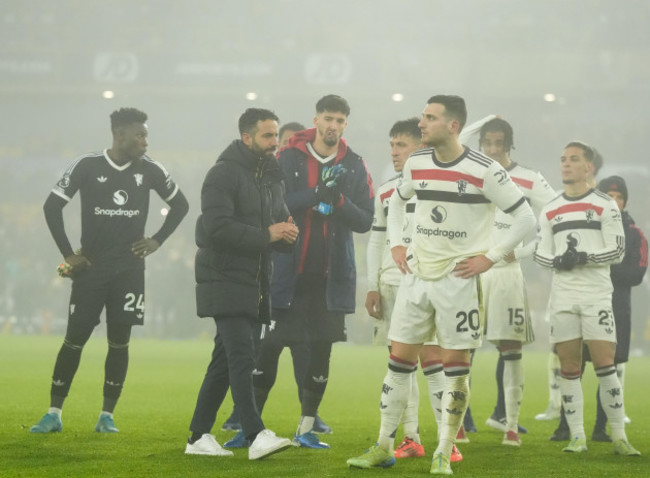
[548, 295, 617, 344]
[373, 282, 398, 346]
[482, 265, 534, 345]
[388, 272, 483, 350]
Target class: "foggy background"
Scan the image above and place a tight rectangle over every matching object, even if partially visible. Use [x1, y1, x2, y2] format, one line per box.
[2, 0, 649, 353]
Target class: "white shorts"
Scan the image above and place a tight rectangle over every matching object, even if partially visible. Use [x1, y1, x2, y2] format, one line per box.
[374, 281, 439, 346]
[483, 266, 534, 345]
[548, 296, 617, 344]
[388, 272, 483, 350]
[373, 282, 398, 346]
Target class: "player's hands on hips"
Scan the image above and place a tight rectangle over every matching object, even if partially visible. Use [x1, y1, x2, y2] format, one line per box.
[62, 252, 91, 274]
[453, 255, 494, 278]
[132, 237, 160, 258]
[391, 245, 412, 275]
[365, 291, 382, 319]
[504, 251, 516, 263]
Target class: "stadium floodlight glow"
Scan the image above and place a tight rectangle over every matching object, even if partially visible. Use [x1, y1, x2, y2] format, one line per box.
[245, 92, 258, 101]
[102, 90, 115, 99]
[161, 207, 169, 216]
[392, 93, 404, 102]
[544, 93, 556, 102]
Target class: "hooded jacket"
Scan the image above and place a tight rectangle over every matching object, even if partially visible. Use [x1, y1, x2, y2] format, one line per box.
[195, 140, 291, 322]
[271, 128, 374, 313]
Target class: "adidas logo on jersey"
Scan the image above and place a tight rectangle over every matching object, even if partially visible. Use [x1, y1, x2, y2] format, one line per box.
[471, 332, 480, 340]
[418, 181, 428, 189]
[312, 375, 328, 383]
[52, 379, 66, 386]
[97, 176, 107, 183]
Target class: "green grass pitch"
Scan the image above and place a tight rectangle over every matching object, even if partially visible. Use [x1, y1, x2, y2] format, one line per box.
[1, 335, 648, 477]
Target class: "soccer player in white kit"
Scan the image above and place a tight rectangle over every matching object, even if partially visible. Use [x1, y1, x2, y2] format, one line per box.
[479, 118, 556, 446]
[534, 141, 640, 456]
[365, 116, 491, 461]
[348, 95, 535, 475]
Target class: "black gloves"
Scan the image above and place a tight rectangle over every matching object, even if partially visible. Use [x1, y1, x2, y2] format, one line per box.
[314, 164, 347, 214]
[553, 247, 588, 271]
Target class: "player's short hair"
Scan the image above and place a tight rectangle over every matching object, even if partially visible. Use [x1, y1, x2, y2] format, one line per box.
[565, 141, 595, 163]
[238, 108, 279, 136]
[389, 117, 421, 140]
[279, 121, 306, 138]
[591, 147, 604, 175]
[426, 95, 467, 131]
[316, 94, 350, 116]
[479, 118, 515, 152]
[110, 108, 147, 132]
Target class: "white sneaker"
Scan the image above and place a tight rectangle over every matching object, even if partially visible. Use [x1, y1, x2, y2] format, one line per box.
[248, 429, 291, 460]
[535, 406, 561, 421]
[185, 434, 234, 456]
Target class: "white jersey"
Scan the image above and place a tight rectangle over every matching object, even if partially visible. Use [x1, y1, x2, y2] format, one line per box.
[490, 162, 556, 268]
[389, 146, 534, 280]
[367, 175, 416, 289]
[534, 188, 625, 301]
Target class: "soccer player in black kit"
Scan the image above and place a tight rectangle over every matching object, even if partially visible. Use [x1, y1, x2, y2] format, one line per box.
[31, 107, 188, 433]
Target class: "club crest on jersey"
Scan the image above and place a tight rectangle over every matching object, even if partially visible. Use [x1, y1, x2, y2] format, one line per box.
[585, 209, 595, 222]
[134, 173, 143, 186]
[113, 190, 129, 206]
[97, 176, 107, 183]
[57, 173, 71, 189]
[430, 205, 447, 224]
[457, 179, 467, 196]
[493, 169, 508, 184]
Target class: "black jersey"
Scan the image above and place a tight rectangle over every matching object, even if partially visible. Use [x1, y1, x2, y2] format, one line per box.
[51, 149, 179, 269]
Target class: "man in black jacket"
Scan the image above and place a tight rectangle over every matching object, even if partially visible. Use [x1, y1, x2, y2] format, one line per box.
[590, 176, 648, 440]
[185, 108, 298, 460]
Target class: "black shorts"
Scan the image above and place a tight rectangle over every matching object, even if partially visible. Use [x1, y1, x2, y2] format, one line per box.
[68, 267, 145, 327]
[267, 277, 346, 344]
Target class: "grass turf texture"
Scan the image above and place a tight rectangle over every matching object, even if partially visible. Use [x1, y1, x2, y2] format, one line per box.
[1, 335, 648, 477]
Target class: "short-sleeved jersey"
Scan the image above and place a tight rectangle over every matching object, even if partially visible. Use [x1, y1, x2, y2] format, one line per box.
[367, 174, 416, 288]
[394, 146, 526, 280]
[534, 188, 625, 301]
[490, 161, 556, 268]
[52, 150, 179, 269]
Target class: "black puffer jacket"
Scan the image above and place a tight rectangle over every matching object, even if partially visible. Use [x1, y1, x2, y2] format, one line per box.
[195, 140, 291, 322]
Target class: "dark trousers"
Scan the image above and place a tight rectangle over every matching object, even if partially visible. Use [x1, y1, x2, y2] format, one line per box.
[189, 316, 264, 439]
